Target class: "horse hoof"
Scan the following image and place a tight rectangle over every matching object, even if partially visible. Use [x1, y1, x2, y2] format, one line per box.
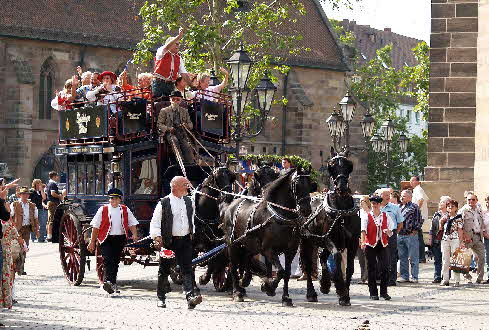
[233, 293, 244, 302]
[199, 274, 210, 285]
[261, 283, 276, 297]
[339, 297, 351, 306]
[320, 285, 330, 295]
[306, 294, 318, 303]
[282, 297, 293, 307]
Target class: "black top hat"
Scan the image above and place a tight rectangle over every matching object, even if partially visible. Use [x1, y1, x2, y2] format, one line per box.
[169, 90, 183, 98]
[369, 195, 383, 203]
[107, 188, 123, 199]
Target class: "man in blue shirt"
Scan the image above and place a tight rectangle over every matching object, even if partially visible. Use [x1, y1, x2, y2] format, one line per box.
[379, 189, 404, 286]
[398, 190, 423, 283]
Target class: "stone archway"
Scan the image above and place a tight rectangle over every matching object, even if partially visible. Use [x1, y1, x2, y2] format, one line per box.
[32, 146, 64, 183]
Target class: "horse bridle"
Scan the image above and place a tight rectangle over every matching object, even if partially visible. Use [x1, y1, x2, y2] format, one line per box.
[329, 156, 351, 191]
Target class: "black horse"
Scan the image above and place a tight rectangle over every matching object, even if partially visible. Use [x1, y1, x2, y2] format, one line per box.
[247, 165, 280, 197]
[223, 168, 313, 306]
[300, 147, 360, 306]
[192, 166, 236, 291]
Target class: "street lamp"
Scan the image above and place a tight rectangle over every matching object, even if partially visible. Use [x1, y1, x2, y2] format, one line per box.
[399, 133, 410, 153]
[227, 45, 253, 90]
[326, 109, 344, 149]
[370, 135, 383, 153]
[227, 46, 276, 159]
[381, 119, 396, 142]
[209, 69, 221, 87]
[339, 92, 356, 122]
[360, 112, 376, 139]
[255, 73, 277, 114]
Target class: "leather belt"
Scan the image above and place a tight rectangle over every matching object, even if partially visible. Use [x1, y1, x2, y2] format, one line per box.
[173, 234, 190, 240]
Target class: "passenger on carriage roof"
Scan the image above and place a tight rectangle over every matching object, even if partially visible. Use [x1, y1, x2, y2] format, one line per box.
[152, 27, 194, 99]
[86, 71, 123, 113]
[119, 71, 153, 100]
[157, 91, 195, 164]
[75, 71, 100, 104]
[51, 75, 78, 111]
[175, 76, 194, 100]
[192, 68, 229, 101]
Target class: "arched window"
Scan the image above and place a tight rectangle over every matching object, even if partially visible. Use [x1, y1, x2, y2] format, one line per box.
[39, 58, 55, 120]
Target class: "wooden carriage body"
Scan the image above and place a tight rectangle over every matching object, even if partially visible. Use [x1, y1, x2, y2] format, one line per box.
[54, 88, 235, 285]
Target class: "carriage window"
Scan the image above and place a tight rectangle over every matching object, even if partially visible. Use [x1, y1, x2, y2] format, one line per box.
[68, 164, 76, 194]
[105, 161, 113, 192]
[87, 164, 95, 195]
[95, 163, 104, 195]
[77, 164, 86, 194]
[132, 157, 158, 195]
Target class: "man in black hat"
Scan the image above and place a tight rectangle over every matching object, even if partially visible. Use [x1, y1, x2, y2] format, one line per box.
[88, 188, 139, 295]
[157, 90, 195, 163]
[360, 195, 395, 301]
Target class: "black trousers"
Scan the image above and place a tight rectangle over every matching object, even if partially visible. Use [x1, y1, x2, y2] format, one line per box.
[100, 235, 126, 284]
[365, 242, 389, 297]
[152, 79, 174, 99]
[387, 231, 398, 283]
[157, 235, 193, 301]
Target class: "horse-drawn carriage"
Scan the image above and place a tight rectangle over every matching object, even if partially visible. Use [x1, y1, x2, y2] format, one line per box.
[53, 88, 236, 286]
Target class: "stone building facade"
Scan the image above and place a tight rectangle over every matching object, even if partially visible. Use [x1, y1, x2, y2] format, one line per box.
[0, 0, 370, 192]
[425, 0, 478, 211]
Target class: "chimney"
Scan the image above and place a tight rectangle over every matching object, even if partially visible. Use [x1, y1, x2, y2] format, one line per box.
[384, 27, 391, 32]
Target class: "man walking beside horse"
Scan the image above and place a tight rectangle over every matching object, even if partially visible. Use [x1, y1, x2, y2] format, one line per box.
[150, 176, 202, 309]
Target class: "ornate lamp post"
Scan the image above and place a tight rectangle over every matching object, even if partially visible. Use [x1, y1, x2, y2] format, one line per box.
[360, 112, 376, 141]
[227, 46, 276, 159]
[326, 108, 344, 150]
[381, 119, 396, 187]
[398, 133, 410, 154]
[339, 92, 356, 148]
[209, 69, 221, 87]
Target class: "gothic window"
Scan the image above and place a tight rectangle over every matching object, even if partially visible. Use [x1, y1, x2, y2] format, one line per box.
[39, 58, 56, 120]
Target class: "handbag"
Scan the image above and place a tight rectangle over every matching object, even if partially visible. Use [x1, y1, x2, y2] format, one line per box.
[449, 247, 473, 274]
[11, 239, 22, 262]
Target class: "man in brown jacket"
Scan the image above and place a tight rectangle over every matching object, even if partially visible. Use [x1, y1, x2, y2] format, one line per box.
[157, 91, 195, 163]
[11, 186, 40, 275]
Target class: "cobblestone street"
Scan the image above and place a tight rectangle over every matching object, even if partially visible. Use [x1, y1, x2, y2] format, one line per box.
[0, 242, 486, 330]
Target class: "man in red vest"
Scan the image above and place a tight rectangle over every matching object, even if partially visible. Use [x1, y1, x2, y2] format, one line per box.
[152, 27, 194, 99]
[88, 188, 139, 295]
[360, 195, 395, 301]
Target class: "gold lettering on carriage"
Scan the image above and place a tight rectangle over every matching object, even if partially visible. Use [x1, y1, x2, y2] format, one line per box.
[205, 113, 218, 121]
[76, 113, 91, 134]
[127, 112, 142, 120]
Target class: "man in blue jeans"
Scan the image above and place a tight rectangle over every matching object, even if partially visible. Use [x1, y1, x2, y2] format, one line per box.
[398, 190, 423, 283]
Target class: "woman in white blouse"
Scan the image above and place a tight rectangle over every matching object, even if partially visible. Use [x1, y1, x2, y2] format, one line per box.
[86, 71, 123, 113]
[360, 195, 395, 301]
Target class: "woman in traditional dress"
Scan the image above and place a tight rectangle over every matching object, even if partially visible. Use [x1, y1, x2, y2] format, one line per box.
[86, 71, 123, 113]
[1, 217, 24, 309]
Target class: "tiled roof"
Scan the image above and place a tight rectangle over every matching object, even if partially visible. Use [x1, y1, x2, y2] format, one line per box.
[340, 20, 422, 70]
[0, 0, 348, 71]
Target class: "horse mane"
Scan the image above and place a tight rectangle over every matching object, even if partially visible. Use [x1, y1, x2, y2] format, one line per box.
[261, 169, 294, 200]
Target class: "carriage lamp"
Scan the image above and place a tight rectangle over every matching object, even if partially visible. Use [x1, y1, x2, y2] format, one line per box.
[227, 45, 253, 90]
[339, 92, 356, 122]
[255, 72, 277, 114]
[398, 133, 410, 153]
[360, 112, 376, 139]
[209, 69, 221, 87]
[381, 119, 396, 142]
[110, 153, 121, 174]
[370, 134, 383, 153]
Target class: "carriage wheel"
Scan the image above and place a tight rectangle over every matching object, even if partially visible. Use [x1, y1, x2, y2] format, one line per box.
[213, 268, 231, 292]
[59, 211, 86, 286]
[95, 244, 105, 285]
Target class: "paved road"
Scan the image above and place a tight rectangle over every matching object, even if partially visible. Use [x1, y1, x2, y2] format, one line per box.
[0, 243, 487, 329]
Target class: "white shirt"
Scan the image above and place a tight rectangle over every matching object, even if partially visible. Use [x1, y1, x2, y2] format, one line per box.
[150, 193, 195, 238]
[361, 211, 395, 242]
[11, 200, 38, 226]
[191, 85, 221, 101]
[90, 205, 139, 235]
[483, 211, 489, 233]
[86, 84, 123, 113]
[412, 185, 429, 222]
[155, 47, 187, 73]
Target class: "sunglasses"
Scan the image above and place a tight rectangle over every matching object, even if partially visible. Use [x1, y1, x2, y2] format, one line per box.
[468, 198, 477, 201]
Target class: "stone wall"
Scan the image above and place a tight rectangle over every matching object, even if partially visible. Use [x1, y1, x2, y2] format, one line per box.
[0, 37, 137, 185]
[424, 0, 478, 210]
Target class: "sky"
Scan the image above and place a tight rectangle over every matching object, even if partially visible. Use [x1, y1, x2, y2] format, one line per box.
[322, 0, 431, 43]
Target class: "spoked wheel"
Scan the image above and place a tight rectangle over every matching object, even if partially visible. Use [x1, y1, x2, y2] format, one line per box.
[213, 267, 231, 292]
[59, 211, 86, 286]
[95, 244, 105, 284]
